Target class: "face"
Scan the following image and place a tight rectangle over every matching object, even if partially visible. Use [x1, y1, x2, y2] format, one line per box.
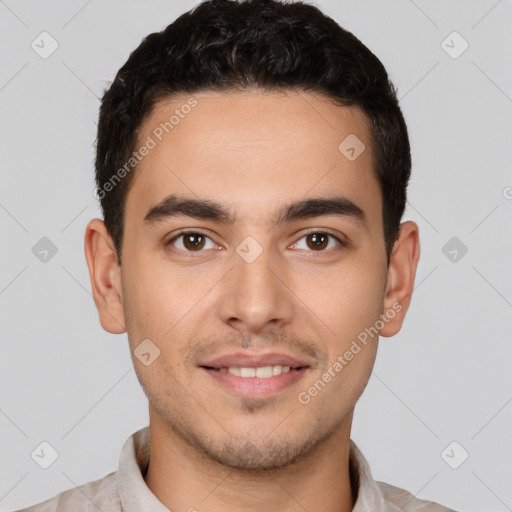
[87, 89, 418, 472]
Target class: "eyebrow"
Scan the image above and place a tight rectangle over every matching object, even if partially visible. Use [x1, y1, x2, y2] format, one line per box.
[143, 194, 366, 227]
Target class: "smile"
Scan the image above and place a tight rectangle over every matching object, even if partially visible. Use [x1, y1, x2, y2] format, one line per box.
[201, 365, 309, 397]
[206, 364, 302, 378]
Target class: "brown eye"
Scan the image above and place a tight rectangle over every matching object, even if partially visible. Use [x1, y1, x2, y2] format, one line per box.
[167, 231, 216, 253]
[292, 231, 344, 253]
[305, 232, 329, 250]
[182, 233, 206, 251]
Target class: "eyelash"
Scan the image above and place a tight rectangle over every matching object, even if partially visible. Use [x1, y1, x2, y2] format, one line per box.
[166, 229, 346, 257]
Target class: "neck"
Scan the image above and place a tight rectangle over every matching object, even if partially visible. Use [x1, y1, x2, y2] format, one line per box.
[144, 409, 356, 512]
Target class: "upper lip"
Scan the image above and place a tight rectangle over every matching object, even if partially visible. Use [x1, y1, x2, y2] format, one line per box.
[200, 352, 311, 369]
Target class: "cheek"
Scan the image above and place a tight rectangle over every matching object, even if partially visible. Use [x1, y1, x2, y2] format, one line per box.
[299, 271, 382, 411]
[122, 253, 202, 333]
[293, 259, 386, 344]
[122, 261, 216, 383]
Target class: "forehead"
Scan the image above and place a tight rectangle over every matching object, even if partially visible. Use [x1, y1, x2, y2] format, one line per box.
[125, 89, 381, 230]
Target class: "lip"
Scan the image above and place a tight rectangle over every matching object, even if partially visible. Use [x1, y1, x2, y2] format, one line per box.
[199, 351, 311, 398]
[202, 366, 309, 398]
[200, 351, 310, 369]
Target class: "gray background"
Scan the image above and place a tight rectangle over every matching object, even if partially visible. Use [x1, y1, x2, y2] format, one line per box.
[1, 1, 511, 510]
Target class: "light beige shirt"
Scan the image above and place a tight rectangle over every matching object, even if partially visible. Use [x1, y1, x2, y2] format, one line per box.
[17, 426, 457, 511]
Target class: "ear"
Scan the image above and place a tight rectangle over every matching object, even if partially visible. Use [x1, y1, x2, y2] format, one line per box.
[84, 218, 126, 334]
[379, 221, 420, 337]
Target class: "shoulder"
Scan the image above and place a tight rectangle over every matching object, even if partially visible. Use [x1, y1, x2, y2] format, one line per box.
[15, 471, 120, 512]
[376, 480, 458, 512]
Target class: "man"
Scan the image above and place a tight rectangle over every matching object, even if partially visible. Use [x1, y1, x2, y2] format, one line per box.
[19, 0, 456, 510]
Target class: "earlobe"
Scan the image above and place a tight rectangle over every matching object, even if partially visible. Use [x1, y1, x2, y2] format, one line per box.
[84, 218, 127, 334]
[379, 221, 420, 338]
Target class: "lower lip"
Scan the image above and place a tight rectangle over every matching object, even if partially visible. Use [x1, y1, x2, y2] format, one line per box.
[201, 367, 309, 398]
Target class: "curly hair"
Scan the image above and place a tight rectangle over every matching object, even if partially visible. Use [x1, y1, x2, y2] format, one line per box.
[94, 0, 411, 265]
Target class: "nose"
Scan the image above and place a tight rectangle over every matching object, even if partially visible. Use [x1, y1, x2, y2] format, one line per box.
[218, 241, 295, 335]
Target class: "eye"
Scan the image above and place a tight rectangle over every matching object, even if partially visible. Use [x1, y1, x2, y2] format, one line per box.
[166, 230, 218, 254]
[166, 229, 346, 257]
[291, 231, 345, 253]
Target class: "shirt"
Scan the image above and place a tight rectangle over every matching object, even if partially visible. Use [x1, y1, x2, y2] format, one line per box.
[16, 426, 457, 512]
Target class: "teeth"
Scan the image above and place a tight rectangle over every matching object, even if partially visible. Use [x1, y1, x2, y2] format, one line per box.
[223, 365, 295, 378]
[240, 367, 256, 377]
[255, 366, 273, 378]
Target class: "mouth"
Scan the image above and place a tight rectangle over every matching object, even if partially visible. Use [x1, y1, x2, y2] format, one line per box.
[201, 364, 308, 378]
[199, 352, 311, 398]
